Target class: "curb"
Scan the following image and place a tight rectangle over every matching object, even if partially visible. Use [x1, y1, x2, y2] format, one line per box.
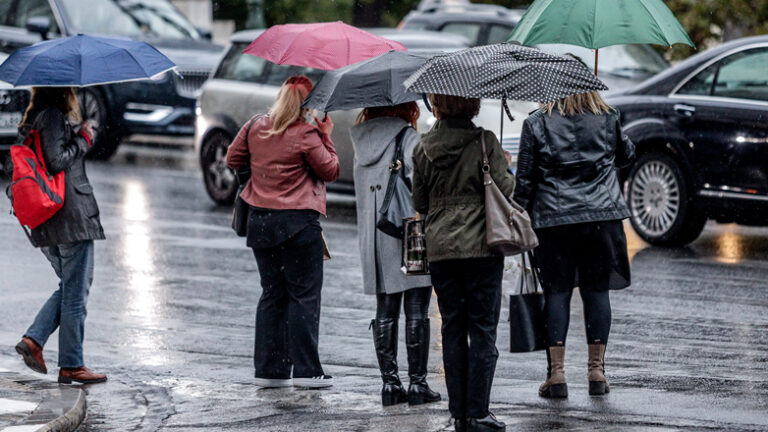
[35, 388, 86, 432]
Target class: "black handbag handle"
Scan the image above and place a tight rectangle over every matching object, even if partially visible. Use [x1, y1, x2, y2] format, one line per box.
[378, 126, 411, 216]
[520, 252, 542, 295]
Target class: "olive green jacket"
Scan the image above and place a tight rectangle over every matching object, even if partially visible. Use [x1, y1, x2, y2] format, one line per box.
[412, 118, 516, 262]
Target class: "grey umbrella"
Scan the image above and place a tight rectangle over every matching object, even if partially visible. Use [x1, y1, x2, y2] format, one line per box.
[303, 50, 440, 112]
[403, 43, 608, 103]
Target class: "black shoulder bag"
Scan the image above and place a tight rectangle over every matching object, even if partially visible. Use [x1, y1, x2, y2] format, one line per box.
[232, 115, 264, 237]
[376, 126, 415, 239]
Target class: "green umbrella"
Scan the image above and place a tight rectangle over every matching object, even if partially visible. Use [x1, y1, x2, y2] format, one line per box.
[507, 0, 694, 74]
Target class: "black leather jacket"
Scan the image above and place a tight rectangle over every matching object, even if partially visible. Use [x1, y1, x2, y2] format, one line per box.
[513, 109, 635, 229]
[17, 108, 105, 247]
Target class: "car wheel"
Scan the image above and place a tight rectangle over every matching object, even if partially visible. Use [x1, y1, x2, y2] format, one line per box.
[627, 152, 706, 246]
[201, 131, 237, 205]
[79, 88, 120, 160]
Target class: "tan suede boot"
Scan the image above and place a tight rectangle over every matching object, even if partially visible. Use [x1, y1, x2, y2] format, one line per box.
[539, 346, 567, 398]
[588, 344, 610, 395]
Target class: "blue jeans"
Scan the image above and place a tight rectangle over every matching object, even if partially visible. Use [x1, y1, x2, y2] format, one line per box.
[25, 240, 94, 368]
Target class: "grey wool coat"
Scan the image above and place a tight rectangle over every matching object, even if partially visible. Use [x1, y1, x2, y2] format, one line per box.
[350, 117, 432, 295]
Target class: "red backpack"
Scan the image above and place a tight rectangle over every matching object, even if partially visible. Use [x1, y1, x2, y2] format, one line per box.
[10, 129, 65, 229]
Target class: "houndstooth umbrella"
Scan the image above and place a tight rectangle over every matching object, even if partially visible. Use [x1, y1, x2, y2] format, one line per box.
[403, 43, 608, 103]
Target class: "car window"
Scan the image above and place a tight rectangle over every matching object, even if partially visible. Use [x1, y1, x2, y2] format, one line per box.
[487, 24, 513, 44]
[538, 44, 668, 77]
[59, 0, 198, 39]
[215, 44, 267, 83]
[11, 0, 59, 34]
[712, 48, 768, 102]
[264, 63, 294, 86]
[290, 66, 325, 85]
[677, 63, 718, 96]
[440, 22, 482, 45]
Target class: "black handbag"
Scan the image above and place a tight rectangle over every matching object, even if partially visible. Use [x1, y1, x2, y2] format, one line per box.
[509, 252, 547, 353]
[232, 115, 264, 237]
[376, 126, 414, 239]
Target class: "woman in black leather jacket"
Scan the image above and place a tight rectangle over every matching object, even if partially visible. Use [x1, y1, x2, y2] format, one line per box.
[513, 90, 635, 399]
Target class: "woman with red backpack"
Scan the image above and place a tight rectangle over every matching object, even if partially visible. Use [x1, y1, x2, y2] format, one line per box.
[11, 87, 108, 385]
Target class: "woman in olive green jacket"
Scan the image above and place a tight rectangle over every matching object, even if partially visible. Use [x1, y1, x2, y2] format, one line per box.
[412, 94, 515, 432]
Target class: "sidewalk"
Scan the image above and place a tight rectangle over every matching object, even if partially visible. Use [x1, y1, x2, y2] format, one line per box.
[0, 362, 85, 432]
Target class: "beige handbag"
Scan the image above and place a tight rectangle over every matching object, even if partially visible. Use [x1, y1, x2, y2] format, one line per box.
[481, 133, 539, 256]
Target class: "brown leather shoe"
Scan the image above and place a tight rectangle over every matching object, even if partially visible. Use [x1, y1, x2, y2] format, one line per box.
[539, 346, 568, 398]
[58, 367, 107, 384]
[15, 337, 47, 374]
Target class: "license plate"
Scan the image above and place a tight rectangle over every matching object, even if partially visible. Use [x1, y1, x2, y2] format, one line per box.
[0, 112, 22, 129]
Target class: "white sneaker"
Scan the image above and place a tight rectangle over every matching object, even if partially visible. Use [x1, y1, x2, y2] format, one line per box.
[293, 375, 333, 389]
[254, 377, 293, 388]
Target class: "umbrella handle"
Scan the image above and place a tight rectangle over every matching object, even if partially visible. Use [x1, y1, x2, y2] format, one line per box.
[422, 94, 432, 113]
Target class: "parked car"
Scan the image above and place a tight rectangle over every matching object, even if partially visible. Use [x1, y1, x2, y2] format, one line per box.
[399, 2, 669, 91]
[607, 35, 768, 246]
[0, 53, 29, 165]
[0, 0, 223, 159]
[196, 29, 534, 204]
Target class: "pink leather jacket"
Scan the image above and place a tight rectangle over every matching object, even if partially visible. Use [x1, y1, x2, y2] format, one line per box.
[225, 115, 339, 215]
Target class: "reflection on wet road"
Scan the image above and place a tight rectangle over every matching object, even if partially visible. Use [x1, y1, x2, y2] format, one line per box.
[0, 160, 766, 431]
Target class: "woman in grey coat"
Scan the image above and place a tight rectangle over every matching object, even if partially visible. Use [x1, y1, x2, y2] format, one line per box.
[350, 102, 440, 407]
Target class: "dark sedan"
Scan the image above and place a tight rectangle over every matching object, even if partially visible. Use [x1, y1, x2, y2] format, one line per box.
[607, 35, 768, 246]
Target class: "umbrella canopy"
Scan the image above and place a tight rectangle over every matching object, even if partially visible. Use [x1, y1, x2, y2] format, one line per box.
[0, 34, 176, 87]
[303, 50, 439, 112]
[507, 0, 694, 50]
[404, 43, 607, 103]
[244, 21, 407, 71]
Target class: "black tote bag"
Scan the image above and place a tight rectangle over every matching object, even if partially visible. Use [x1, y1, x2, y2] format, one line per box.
[377, 126, 414, 239]
[509, 252, 547, 353]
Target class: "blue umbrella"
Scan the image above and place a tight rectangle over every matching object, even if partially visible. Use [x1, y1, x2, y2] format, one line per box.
[0, 34, 176, 87]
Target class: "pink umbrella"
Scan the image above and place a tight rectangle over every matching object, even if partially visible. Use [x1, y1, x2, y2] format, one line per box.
[243, 21, 407, 71]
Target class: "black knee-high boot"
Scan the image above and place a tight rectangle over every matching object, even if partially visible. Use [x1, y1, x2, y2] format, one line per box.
[405, 318, 441, 405]
[371, 319, 408, 406]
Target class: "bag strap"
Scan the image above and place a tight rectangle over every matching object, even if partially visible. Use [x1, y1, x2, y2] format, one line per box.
[480, 131, 491, 175]
[378, 126, 412, 216]
[234, 114, 265, 186]
[519, 252, 542, 295]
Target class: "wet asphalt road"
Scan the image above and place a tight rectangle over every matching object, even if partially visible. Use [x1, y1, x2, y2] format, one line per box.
[0, 155, 767, 432]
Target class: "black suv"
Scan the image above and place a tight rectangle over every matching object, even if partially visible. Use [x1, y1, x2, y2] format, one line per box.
[0, 0, 223, 158]
[607, 36, 768, 246]
[400, 2, 524, 47]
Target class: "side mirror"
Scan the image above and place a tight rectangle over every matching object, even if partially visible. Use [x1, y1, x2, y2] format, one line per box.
[196, 27, 212, 40]
[26, 16, 51, 40]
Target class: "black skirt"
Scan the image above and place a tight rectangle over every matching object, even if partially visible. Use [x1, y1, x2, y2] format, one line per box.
[533, 220, 630, 292]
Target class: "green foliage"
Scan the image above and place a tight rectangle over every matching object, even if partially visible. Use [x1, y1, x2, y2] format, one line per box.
[664, 0, 768, 59]
[263, 0, 354, 26]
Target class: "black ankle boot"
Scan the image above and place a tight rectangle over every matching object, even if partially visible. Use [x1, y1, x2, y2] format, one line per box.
[371, 319, 407, 406]
[405, 318, 441, 405]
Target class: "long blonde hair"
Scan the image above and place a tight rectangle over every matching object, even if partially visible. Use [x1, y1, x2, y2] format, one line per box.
[543, 90, 614, 117]
[262, 76, 313, 137]
[21, 87, 82, 126]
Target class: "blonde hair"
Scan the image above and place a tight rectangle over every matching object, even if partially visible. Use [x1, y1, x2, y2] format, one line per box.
[21, 87, 82, 126]
[543, 91, 613, 116]
[262, 75, 313, 137]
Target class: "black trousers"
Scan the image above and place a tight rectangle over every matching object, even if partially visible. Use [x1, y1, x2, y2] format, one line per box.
[376, 287, 432, 320]
[430, 257, 504, 419]
[251, 225, 324, 379]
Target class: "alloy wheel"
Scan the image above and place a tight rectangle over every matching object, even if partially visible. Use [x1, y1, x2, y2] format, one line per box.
[202, 132, 237, 204]
[629, 160, 681, 236]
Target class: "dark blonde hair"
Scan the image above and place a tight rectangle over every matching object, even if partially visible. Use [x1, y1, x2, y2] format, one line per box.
[354, 102, 420, 129]
[428, 94, 480, 120]
[543, 91, 614, 116]
[262, 75, 313, 137]
[21, 87, 82, 126]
